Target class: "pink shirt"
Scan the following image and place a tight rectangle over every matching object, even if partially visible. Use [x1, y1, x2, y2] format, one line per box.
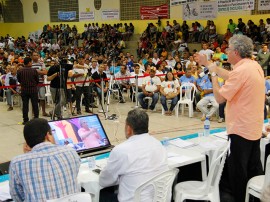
[78, 128, 101, 148]
[219, 58, 264, 140]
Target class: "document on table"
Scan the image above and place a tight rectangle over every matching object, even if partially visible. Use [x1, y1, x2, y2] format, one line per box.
[214, 131, 228, 140]
[167, 152, 191, 164]
[199, 139, 227, 149]
[168, 138, 196, 148]
[0, 181, 11, 201]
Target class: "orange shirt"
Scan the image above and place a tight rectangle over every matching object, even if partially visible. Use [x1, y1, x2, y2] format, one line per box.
[219, 58, 264, 140]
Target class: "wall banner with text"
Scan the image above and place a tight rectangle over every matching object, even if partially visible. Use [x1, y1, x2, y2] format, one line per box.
[183, 1, 217, 20]
[258, 0, 270, 10]
[218, 0, 254, 12]
[170, 0, 198, 6]
[79, 12, 95, 21]
[58, 11, 76, 21]
[140, 4, 169, 20]
[101, 9, 119, 20]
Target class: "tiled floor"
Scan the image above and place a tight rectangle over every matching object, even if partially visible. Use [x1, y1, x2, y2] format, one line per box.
[0, 97, 225, 163]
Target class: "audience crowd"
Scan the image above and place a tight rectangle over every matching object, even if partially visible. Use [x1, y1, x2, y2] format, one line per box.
[0, 17, 269, 124]
[0, 17, 270, 202]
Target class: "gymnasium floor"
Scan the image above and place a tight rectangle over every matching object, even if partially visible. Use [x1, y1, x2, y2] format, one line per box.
[0, 96, 225, 164]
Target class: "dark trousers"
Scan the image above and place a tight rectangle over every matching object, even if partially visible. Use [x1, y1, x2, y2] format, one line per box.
[99, 186, 118, 202]
[219, 102, 226, 118]
[113, 84, 125, 101]
[220, 134, 263, 202]
[75, 86, 89, 112]
[21, 91, 39, 122]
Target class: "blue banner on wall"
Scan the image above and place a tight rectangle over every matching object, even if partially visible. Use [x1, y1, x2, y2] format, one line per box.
[58, 11, 76, 21]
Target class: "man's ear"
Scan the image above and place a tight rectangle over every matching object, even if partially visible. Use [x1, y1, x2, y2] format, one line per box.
[45, 132, 55, 144]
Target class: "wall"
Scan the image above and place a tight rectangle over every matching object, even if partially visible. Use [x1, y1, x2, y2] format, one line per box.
[79, 0, 120, 22]
[0, 1, 269, 38]
[21, 0, 50, 23]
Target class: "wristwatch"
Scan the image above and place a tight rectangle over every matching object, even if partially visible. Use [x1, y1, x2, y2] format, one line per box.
[211, 72, 217, 77]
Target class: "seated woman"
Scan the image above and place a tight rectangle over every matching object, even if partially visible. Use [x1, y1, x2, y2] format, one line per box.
[160, 72, 180, 116]
[173, 62, 185, 79]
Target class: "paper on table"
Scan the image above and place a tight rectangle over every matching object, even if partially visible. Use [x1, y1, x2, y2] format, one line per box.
[199, 140, 227, 149]
[96, 159, 107, 170]
[0, 181, 11, 201]
[169, 138, 196, 148]
[167, 152, 181, 158]
[214, 131, 228, 140]
[168, 155, 191, 164]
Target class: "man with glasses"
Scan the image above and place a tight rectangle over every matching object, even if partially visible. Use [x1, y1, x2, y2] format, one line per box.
[195, 35, 264, 202]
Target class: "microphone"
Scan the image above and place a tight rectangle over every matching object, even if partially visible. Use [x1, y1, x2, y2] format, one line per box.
[199, 66, 209, 78]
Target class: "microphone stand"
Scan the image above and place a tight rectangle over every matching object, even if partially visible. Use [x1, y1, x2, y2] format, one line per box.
[135, 75, 139, 108]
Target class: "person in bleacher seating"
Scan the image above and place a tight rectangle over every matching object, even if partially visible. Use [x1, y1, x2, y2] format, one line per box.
[9, 118, 81, 202]
[99, 109, 168, 202]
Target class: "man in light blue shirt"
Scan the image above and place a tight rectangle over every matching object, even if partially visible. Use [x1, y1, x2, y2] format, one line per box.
[9, 118, 81, 202]
[196, 76, 219, 121]
[110, 65, 121, 75]
[179, 68, 196, 85]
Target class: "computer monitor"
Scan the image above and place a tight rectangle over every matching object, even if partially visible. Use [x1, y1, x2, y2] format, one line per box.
[48, 114, 112, 157]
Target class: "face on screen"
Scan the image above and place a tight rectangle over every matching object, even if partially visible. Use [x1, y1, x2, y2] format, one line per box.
[48, 115, 110, 151]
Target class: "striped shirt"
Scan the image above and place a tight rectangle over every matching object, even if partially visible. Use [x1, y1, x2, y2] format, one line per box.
[9, 142, 81, 202]
[17, 67, 39, 93]
[32, 61, 46, 83]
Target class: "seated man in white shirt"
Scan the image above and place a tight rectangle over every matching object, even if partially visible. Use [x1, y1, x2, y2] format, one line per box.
[138, 66, 161, 110]
[99, 109, 168, 202]
[199, 43, 214, 61]
[130, 64, 144, 102]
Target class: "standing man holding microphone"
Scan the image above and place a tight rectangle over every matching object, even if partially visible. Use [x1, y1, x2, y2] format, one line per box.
[194, 35, 265, 202]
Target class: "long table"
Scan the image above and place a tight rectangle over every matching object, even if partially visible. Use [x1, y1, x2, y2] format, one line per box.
[2, 125, 270, 202]
[78, 145, 207, 202]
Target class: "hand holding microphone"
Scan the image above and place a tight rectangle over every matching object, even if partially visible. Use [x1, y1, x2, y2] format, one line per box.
[194, 53, 217, 77]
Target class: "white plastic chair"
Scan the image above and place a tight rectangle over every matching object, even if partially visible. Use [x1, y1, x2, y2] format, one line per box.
[143, 96, 157, 111]
[174, 141, 230, 202]
[134, 168, 179, 202]
[175, 83, 197, 118]
[245, 155, 270, 202]
[46, 192, 92, 202]
[44, 76, 53, 105]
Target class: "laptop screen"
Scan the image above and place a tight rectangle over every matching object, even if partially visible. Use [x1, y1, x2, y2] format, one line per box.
[48, 115, 111, 155]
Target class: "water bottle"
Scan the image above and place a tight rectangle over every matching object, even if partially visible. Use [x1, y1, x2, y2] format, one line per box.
[87, 156, 96, 169]
[204, 117, 210, 137]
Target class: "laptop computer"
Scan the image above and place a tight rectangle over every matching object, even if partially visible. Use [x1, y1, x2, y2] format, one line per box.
[48, 114, 114, 158]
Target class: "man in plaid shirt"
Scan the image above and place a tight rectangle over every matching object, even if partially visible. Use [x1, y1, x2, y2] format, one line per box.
[9, 118, 81, 202]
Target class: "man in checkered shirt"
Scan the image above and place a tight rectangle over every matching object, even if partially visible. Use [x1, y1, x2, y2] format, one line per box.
[9, 118, 81, 202]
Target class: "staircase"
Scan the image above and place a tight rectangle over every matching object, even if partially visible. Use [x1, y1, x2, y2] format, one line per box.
[123, 34, 140, 60]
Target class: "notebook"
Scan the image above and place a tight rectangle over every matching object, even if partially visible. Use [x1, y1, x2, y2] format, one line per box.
[48, 114, 114, 158]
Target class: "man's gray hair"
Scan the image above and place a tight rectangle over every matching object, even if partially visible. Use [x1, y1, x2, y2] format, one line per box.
[229, 35, 253, 59]
[126, 109, 149, 135]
